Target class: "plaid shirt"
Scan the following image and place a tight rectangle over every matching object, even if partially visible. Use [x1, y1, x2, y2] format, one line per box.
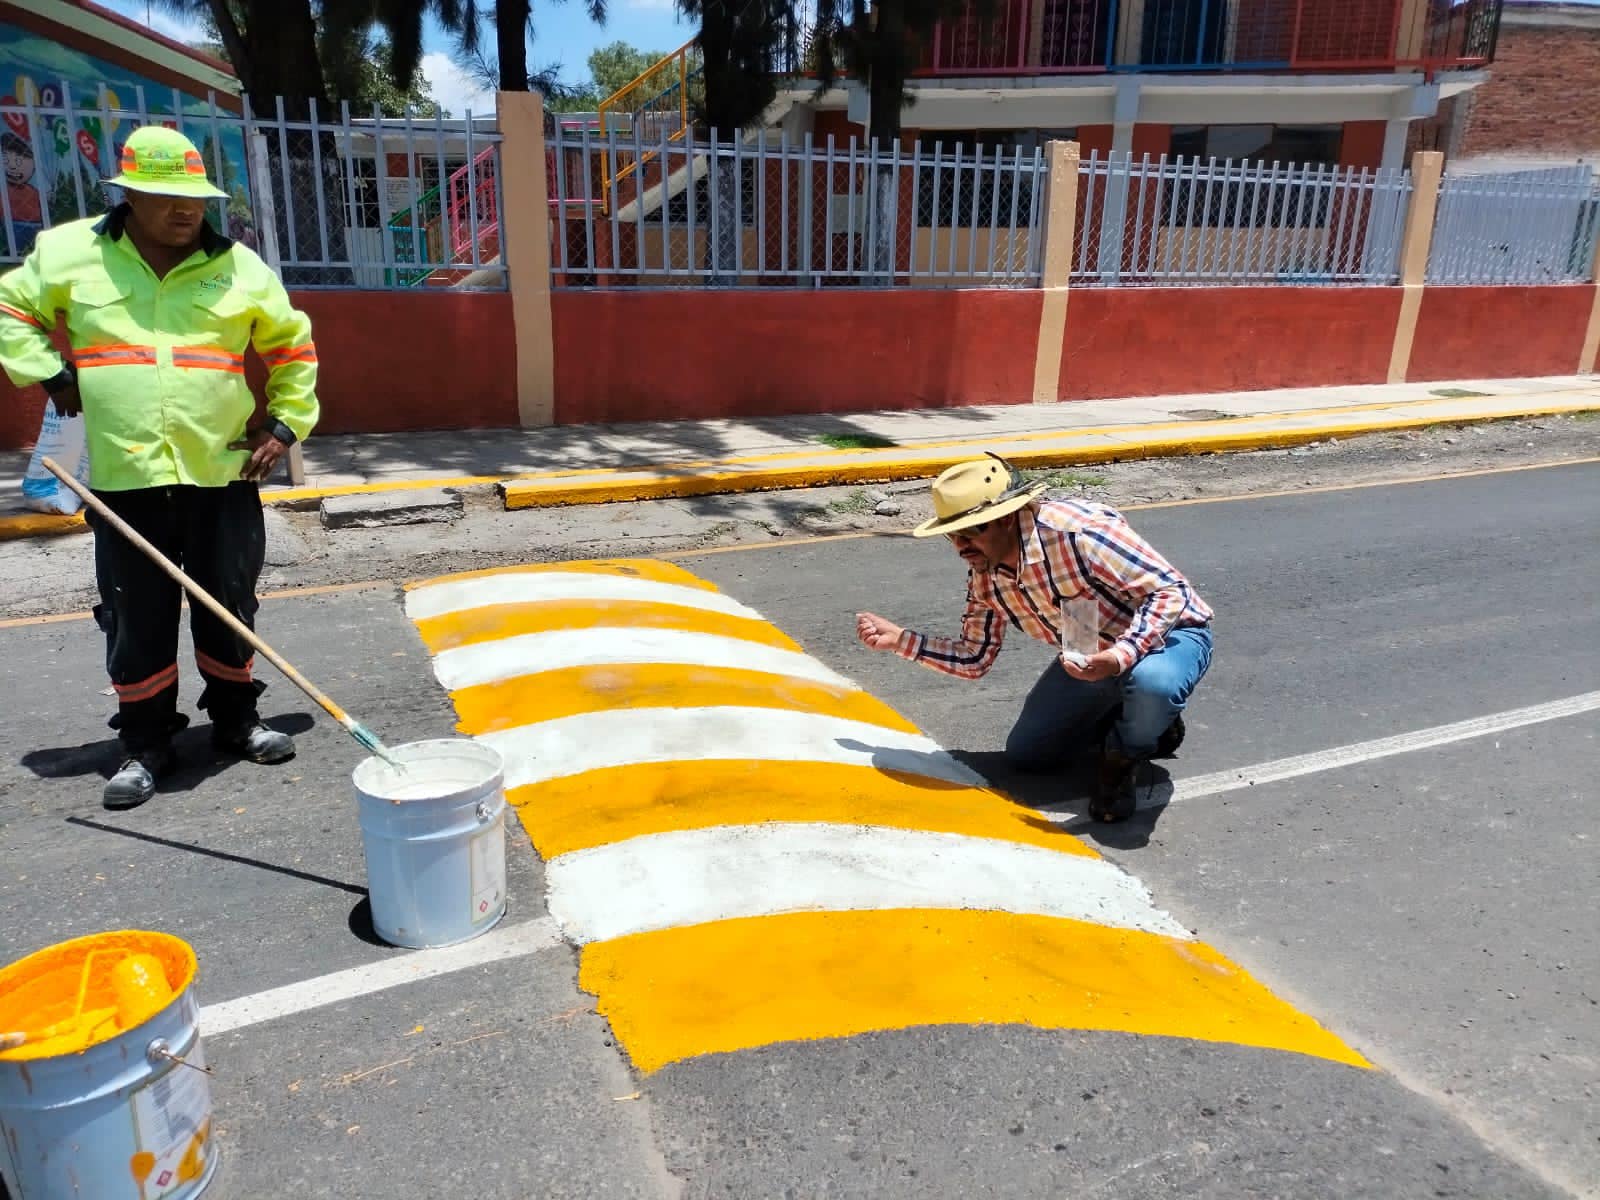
[897, 499, 1212, 678]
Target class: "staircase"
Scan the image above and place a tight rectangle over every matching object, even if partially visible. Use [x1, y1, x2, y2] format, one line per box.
[596, 39, 703, 214]
[387, 146, 501, 287]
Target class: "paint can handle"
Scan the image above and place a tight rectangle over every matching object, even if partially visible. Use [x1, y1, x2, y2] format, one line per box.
[475, 802, 494, 823]
[147, 1038, 214, 1076]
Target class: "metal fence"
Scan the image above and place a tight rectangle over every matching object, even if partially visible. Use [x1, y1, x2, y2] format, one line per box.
[0, 86, 506, 290]
[1427, 165, 1600, 286]
[547, 126, 1046, 287]
[1073, 151, 1411, 286]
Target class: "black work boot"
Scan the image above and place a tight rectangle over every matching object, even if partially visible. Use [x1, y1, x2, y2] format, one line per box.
[1090, 749, 1139, 823]
[1155, 715, 1186, 759]
[213, 721, 296, 764]
[104, 745, 177, 810]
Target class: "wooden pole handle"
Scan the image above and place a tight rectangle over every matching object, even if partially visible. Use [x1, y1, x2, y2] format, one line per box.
[40, 458, 355, 729]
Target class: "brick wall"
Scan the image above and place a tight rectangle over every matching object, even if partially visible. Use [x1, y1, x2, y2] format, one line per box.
[1417, 13, 1600, 163]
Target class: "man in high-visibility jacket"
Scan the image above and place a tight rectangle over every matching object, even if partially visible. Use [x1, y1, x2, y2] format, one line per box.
[0, 125, 319, 809]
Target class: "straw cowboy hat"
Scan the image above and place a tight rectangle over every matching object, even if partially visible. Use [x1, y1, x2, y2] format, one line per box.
[912, 453, 1046, 538]
[105, 125, 228, 200]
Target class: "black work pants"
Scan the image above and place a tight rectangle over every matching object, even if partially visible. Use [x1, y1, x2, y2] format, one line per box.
[88, 482, 266, 753]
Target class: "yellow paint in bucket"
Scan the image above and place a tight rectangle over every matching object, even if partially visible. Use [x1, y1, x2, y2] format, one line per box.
[0, 931, 215, 1200]
[0, 932, 194, 1060]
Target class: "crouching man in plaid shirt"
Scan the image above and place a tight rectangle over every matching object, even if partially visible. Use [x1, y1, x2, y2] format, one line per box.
[856, 454, 1213, 823]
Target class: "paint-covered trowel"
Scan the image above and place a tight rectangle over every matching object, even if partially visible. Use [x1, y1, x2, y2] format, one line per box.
[41, 458, 406, 773]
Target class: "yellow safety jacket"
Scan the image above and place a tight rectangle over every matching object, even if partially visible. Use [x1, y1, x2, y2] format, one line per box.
[0, 204, 319, 492]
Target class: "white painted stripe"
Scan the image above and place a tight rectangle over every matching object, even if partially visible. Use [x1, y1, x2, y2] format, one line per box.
[431, 627, 855, 692]
[199, 918, 563, 1036]
[545, 823, 1192, 944]
[1170, 690, 1600, 804]
[480, 706, 984, 790]
[405, 570, 765, 623]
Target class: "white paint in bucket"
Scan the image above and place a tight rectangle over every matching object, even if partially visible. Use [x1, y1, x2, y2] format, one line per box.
[353, 738, 509, 949]
[0, 932, 217, 1200]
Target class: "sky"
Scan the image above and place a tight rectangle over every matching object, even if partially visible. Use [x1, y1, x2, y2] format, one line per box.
[94, 1, 693, 115]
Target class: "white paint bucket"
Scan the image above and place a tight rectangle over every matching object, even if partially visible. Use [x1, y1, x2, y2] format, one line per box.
[0, 930, 217, 1200]
[353, 738, 509, 949]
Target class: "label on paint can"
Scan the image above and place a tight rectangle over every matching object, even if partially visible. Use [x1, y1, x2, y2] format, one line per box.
[469, 818, 505, 925]
[129, 1038, 212, 1198]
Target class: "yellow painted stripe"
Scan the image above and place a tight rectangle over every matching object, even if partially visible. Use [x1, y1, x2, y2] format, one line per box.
[415, 598, 800, 655]
[519, 391, 1600, 478]
[579, 908, 1372, 1074]
[402, 557, 717, 592]
[507, 759, 1094, 859]
[448, 662, 913, 736]
[502, 401, 1600, 508]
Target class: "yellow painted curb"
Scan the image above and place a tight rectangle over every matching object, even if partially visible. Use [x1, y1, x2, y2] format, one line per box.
[2, 395, 1592, 539]
[502, 400, 1600, 510]
[0, 510, 87, 541]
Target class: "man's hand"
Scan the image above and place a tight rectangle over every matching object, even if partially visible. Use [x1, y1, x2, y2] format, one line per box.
[229, 428, 289, 482]
[51, 381, 82, 418]
[856, 611, 905, 652]
[1061, 649, 1123, 682]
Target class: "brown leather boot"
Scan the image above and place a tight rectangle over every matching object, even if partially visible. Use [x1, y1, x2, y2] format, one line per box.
[1090, 750, 1138, 823]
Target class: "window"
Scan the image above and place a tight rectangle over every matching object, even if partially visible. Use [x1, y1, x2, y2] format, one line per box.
[1164, 125, 1343, 226]
[1170, 124, 1341, 168]
[1141, 0, 1229, 66]
[914, 130, 1060, 228]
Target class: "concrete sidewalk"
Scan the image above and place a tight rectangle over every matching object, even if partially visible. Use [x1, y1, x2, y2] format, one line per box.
[4, 374, 1595, 537]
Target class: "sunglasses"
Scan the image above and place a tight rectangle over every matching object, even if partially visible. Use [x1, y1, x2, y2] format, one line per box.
[945, 519, 994, 542]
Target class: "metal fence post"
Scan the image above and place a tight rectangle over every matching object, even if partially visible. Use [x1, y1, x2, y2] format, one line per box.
[496, 90, 556, 427]
[1032, 140, 1081, 404]
[1388, 149, 1443, 384]
[247, 130, 306, 486]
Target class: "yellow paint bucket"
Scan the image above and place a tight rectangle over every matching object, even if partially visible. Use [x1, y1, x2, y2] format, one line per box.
[0, 930, 216, 1199]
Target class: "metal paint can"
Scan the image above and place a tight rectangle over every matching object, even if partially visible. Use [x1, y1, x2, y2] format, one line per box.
[0, 930, 217, 1200]
[353, 738, 508, 949]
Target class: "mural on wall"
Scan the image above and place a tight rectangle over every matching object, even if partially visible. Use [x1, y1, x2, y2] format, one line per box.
[0, 23, 254, 258]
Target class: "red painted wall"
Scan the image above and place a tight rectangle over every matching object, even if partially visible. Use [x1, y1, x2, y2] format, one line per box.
[552, 289, 1042, 423]
[286, 290, 518, 433]
[1057, 286, 1402, 400]
[1340, 121, 1388, 169]
[1407, 285, 1592, 382]
[0, 289, 518, 449]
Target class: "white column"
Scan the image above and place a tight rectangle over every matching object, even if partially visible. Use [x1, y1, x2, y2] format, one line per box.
[1381, 119, 1410, 171]
[1096, 80, 1140, 283]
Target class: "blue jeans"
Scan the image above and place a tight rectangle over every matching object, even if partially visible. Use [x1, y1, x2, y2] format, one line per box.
[1005, 625, 1213, 768]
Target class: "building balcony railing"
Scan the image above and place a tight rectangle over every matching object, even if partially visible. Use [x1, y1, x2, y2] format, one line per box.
[917, 0, 1501, 77]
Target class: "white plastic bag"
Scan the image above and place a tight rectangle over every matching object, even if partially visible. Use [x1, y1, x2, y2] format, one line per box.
[20, 400, 92, 515]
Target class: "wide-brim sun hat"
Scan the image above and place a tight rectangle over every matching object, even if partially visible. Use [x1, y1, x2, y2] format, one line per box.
[103, 124, 227, 200]
[912, 453, 1046, 538]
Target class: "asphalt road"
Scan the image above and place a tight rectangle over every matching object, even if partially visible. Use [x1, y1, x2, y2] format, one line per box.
[0, 460, 1595, 1199]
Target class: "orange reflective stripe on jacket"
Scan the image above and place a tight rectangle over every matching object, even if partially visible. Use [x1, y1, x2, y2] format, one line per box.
[171, 346, 246, 374]
[261, 343, 317, 368]
[75, 343, 159, 368]
[0, 301, 42, 329]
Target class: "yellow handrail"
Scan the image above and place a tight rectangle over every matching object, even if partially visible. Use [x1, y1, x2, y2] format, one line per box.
[596, 39, 700, 211]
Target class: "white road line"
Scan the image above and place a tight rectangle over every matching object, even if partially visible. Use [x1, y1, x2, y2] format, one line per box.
[431, 627, 854, 692]
[1171, 690, 1600, 803]
[479, 706, 985, 790]
[545, 823, 1192, 944]
[199, 918, 563, 1036]
[405, 571, 765, 623]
